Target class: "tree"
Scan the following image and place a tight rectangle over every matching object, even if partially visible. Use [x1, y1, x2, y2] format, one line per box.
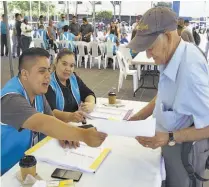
[96, 11, 113, 21]
[153, 2, 172, 9]
[8, 1, 56, 20]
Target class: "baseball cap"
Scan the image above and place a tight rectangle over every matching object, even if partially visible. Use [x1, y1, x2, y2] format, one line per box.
[128, 7, 177, 52]
[24, 16, 29, 20]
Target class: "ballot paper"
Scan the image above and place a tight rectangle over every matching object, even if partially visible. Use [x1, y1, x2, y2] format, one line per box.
[92, 118, 156, 137]
[86, 106, 133, 121]
[27, 138, 111, 173]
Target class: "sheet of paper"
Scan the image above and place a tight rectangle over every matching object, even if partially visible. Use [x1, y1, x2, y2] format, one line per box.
[31, 139, 110, 173]
[87, 106, 133, 120]
[92, 118, 156, 137]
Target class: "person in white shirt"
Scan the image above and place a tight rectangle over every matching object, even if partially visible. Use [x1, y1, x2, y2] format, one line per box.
[20, 16, 32, 51]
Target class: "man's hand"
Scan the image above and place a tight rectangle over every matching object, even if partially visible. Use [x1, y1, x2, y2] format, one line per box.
[59, 140, 80, 149]
[83, 128, 107, 147]
[128, 113, 141, 121]
[80, 102, 95, 113]
[135, 132, 169, 149]
[68, 111, 86, 123]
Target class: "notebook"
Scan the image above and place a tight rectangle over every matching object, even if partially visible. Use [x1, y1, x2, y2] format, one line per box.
[25, 137, 111, 173]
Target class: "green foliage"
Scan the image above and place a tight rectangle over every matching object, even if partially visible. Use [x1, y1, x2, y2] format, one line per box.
[154, 2, 172, 9]
[8, 1, 56, 19]
[96, 10, 112, 20]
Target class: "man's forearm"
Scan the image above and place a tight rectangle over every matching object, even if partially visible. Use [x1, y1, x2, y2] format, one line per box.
[174, 125, 209, 143]
[53, 109, 71, 122]
[85, 95, 96, 103]
[23, 113, 85, 142]
[136, 96, 156, 120]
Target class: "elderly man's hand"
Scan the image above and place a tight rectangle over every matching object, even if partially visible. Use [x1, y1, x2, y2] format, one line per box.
[135, 132, 169, 149]
[59, 140, 80, 149]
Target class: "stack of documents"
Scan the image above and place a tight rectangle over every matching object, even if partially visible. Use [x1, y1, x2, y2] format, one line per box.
[26, 138, 111, 173]
[87, 106, 133, 121]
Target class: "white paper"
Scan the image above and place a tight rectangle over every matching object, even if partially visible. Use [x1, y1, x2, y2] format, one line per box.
[32, 180, 47, 187]
[31, 139, 110, 173]
[93, 118, 156, 137]
[87, 106, 133, 120]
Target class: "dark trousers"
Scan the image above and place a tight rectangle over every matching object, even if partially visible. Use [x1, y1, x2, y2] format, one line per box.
[17, 35, 21, 56]
[21, 35, 32, 51]
[162, 139, 209, 187]
[1, 34, 8, 56]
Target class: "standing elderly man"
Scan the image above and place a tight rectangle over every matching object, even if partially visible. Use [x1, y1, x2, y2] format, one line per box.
[128, 7, 209, 187]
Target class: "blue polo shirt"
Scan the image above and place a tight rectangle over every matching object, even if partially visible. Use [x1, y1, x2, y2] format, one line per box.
[153, 40, 209, 132]
[1, 21, 7, 34]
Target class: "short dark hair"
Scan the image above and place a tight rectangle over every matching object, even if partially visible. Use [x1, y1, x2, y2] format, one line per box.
[72, 16, 77, 19]
[63, 25, 69, 32]
[39, 15, 44, 19]
[38, 25, 44, 29]
[15, 13, 19, 19]
[110, 29, 115, 35]
[83, 17, 87, 22]
[184, 20, 189, 24]
[18, 48, 50, 74]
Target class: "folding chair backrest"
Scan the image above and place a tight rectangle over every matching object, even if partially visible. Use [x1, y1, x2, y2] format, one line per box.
[119, 46, 132, 63]
[77, 42, 86, 56]
[59, 40, 74, 51]
[91, 41, 99, 57]
[106, 40, 114, 57]
[33, 39, 46, 49]
[116, 51, 125, 72]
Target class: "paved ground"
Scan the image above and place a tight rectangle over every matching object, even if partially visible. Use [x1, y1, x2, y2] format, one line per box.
[1, 56, 157, 102]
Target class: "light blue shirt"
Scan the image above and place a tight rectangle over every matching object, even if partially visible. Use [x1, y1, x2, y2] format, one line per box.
[1, 21, 7, 34]
[153, 40, 209, 132]
[56, 20, 69, 32]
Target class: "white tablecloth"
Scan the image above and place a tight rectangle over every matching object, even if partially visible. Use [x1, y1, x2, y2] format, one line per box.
[1, 98, 162, 187]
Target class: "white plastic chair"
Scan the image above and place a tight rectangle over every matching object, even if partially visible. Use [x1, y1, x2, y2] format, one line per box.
[59, 40, 74, 51]
[33, 38, 47, 49]
[116, 51, 138, 93]
[118, 46, 133, 65]
[89, 41, 102, 69]
[77, 42, 89, 68]
[104, 40, 117, 70]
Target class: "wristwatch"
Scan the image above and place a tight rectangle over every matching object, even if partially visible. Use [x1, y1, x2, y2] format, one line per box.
[168, 132, 176, 146]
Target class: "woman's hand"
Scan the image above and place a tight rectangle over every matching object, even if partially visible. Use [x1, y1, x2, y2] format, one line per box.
[80, 102, 95, 113]
[68, 111, 86, 123]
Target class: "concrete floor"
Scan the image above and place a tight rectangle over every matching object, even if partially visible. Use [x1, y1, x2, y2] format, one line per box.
[1, 56, 209, 186]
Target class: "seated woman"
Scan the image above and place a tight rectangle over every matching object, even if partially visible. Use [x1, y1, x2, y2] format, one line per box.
[59, 25, 80, 52]
[45, 49, 96, 124]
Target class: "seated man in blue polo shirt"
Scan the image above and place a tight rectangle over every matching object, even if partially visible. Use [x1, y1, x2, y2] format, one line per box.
[33, 25, 49, 49]
[59, 25, 80, 52]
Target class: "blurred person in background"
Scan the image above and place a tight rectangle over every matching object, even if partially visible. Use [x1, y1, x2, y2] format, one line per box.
[47, 19, 58, 53]
[20, 16, 32, 51]
[69, 16, 80, 37]
[80, 17, 93, 43]
[57, 14, 69, 37]
[1, 14, 8, 56]
[15, 13, 22, 57]
[131, 15, 142, 40]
